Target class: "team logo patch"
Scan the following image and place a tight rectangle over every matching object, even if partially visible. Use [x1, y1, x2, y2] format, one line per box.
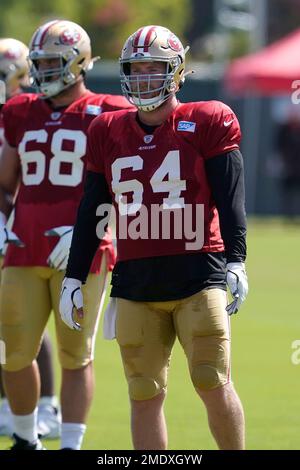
[85, 105, 102, 115]
[177, 121, 196, 132]
[59, 28, 81, 46]
[144, 135, 153, 144]
[168, 34, 182, 52]
[51, 112, 61, 120]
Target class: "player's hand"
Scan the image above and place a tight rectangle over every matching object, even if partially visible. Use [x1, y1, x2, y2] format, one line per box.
[45, 226, 73, 270]
[0, 212, 25, 254]
[226, 262, 248, 315]
[59, 277, 84, 331]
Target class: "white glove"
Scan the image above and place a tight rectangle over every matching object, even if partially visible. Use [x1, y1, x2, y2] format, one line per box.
[45, 226, 73, 270]
[0, 211, 24, 255]
[59, 277, 83, 331]
[226, 262, 248, 315]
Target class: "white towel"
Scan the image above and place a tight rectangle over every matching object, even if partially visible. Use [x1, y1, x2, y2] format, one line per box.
[103, 297, 117, 340]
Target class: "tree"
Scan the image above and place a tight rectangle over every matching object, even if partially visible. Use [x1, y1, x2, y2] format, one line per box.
[0, 0, 191, 59]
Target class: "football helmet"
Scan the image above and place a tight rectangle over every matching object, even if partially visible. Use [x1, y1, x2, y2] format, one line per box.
[0, 38, 29, 98]
[120, 25, 187, 112]
[29, 20, 97, 98]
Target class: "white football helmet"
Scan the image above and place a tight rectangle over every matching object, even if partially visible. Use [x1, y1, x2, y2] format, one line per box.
[29, 20, 98, 98]
[0, 38, 29, 98]
[120, 25, 187, 112]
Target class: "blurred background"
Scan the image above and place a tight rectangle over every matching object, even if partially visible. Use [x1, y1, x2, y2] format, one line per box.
[2, 0, 300, 216]
[1, 0, 300, 450]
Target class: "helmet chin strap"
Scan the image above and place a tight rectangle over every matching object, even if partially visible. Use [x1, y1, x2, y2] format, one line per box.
[40, 76, 78, 98]
[132, 92, 172, 112]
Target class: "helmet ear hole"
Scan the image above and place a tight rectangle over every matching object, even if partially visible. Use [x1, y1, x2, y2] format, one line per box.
[123, 62, 131, 76]
[178, 79, 184, 90]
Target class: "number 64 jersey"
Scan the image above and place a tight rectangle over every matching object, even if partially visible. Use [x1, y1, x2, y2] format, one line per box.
[2, 90, 132, 270]
[87, 100, 241, 262]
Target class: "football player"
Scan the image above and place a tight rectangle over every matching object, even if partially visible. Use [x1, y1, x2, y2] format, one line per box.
[0, 20, 132, 450]
[0, 37, 61, 440]
[60, 25, 249, 450]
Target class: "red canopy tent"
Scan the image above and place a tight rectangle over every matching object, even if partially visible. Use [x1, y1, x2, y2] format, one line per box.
[224, 28, 300, 95]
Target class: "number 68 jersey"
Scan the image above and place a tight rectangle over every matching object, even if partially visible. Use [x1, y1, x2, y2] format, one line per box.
[2, 90, 132, 269]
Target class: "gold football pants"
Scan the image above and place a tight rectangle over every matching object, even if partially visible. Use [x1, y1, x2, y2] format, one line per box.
[116, 288, 230, 399]
[0, 257, 107, 371]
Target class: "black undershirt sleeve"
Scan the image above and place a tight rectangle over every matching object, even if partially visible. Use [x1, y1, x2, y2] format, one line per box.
[66, 171, 112, 282]
[205, 149, 247, 262]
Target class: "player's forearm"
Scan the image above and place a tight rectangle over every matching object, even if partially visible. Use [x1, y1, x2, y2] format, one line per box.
[205, 149, 247, 262]
[66, 171, 112, 282]
[0, 185, 13, 218]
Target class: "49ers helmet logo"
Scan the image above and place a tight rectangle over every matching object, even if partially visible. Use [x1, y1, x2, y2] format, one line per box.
[59, 28, 81, 46]
[3, 46, 21, 60]
[167, 34, 182, 52]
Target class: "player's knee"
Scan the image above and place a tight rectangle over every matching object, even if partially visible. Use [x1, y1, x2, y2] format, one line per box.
[128, 377, 162, 401]
[191, 364, 223, 391]
[2, 351, 33, 372]
[59, 349, 91, 370]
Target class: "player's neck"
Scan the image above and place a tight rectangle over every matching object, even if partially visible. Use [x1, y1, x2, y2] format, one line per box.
[137, 95, 179, 126]
[48, 80, 88, 108]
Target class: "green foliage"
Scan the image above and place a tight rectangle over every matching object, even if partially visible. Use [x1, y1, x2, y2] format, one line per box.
[0, 0, 191, 59]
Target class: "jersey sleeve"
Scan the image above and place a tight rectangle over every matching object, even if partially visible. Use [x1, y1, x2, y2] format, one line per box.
[1, 94, 31, 147]
[86, 115, 108, 174]
[103, 94, 134, 111]
[200, 101, 241, 160]
[2, 99, 18, 147]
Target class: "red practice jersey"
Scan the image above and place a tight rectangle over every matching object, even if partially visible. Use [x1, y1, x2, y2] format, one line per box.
[2, 90, 132, 270]
[87, 100, 241, 262]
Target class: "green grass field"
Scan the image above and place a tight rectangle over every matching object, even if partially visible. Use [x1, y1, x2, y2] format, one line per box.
[1, 218, 299, 450]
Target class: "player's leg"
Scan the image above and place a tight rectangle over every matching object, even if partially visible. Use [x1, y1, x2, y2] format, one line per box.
[0, 256, 13, 436]
[36, 331, 61, 439]
[0, 367, 13, 436]
[116, 298, 176, 450]
[0, 267, 51, 448]
[174, 288, 245, 450]
[51, 256, 107, 449]
[38, 332, 55, 400]
[197, 382, 245, 450]
[0, 330, 60, 439]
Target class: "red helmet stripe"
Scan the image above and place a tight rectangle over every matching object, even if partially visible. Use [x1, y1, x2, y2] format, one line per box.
[132, 26, 156, 53]
[39, 20, 60, 48]
[132, 28, 144, 53]
[31, 29, 42, 49]
[31, 20, 60, 50]
[143, 26, 156, 52]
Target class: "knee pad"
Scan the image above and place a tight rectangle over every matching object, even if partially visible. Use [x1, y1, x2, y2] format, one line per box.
[191, 364, 223, 391]
[0, 327, 37, 371]
[59, 349, 91, 370]
[128, 377, 162, 401]
[2, 349, 34, 372]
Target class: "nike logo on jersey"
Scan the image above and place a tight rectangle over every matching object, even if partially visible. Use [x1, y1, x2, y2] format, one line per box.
[177, 121, 196, 132]
[224, 118, 234, 127]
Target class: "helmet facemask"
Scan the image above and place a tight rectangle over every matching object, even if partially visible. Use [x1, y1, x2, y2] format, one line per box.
[0, 66, 28, 98]
[120, 56, 183, 112]
[29, 48, 87, 98]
